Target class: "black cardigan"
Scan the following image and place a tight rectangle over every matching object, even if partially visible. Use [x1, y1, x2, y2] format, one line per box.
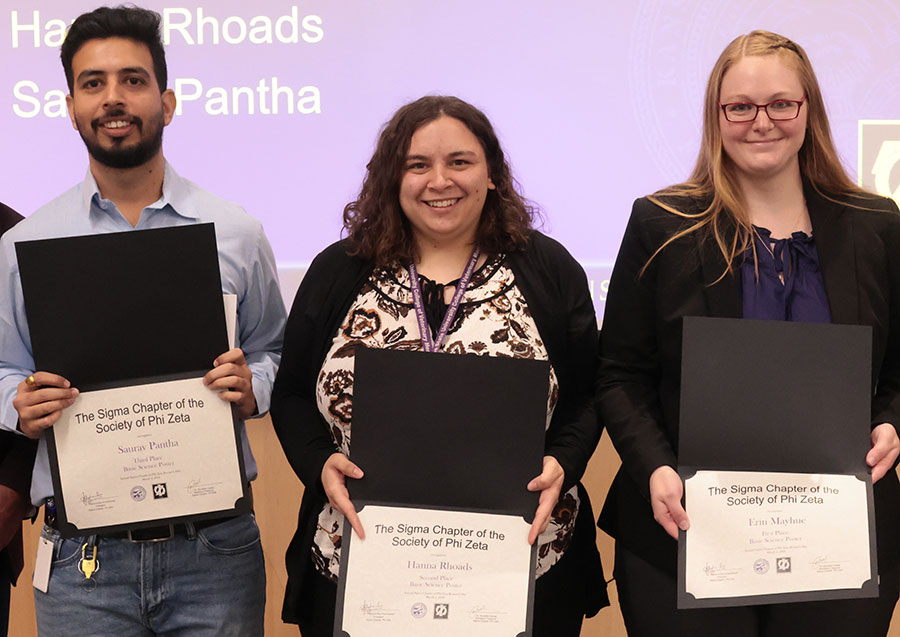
[597, 186, 900, 575]
[271, 231, 604, 623]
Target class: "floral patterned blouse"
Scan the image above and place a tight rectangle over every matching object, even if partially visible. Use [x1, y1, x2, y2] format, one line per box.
[311, 254, 580, 581]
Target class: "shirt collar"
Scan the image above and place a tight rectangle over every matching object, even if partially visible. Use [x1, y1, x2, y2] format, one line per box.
[81, 161, 201, 221]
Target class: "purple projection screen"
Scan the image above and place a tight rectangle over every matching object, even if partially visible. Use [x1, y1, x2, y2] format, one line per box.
[3, 1, 900, 317]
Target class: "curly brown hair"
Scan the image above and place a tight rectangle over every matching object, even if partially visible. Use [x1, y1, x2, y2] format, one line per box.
[343, 96, 536, 265]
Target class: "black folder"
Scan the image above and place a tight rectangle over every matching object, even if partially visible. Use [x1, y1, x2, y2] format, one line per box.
[16, 224, 227, 390]
[15, 224, 249, 536]
[677, 316, 877, 607]
[335, 347, 549, 636]
[349, 347, 547, 516]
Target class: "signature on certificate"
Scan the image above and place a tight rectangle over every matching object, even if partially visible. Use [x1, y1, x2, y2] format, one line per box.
[79, 490, 117, 509]
[703, 562, 726, 576]
[702, 561, 740, 580]
[360, 601, 384, 615]
[811, 554, 847, 572]
[185, 477, 222, 496]
[81, 491, 102, 506]
[469, 604, 505, 622]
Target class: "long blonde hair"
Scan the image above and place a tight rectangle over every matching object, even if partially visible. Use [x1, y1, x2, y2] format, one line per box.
[645, 30, 868, 278]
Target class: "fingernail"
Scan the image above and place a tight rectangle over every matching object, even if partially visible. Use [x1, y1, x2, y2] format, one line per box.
[679, 520, 689, 531]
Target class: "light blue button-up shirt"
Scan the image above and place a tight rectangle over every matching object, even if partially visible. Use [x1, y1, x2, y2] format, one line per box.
[0, 162, 286, 506]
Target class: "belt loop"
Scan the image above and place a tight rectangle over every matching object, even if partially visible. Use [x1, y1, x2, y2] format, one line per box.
[127, 525, 174, 542]
[185, 521, 197, 540]
[45, 527, 64, 560]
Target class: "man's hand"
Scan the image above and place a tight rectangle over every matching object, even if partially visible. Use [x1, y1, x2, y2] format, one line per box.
[321, 452, 365, 539]
[526, 456, 565, 545]
[12, 372, 77, 439]
[868, 423, 900, 484]
[204, 348, 257, 419]
[649, 465, 689, 540]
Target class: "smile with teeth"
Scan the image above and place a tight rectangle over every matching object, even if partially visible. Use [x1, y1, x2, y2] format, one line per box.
[425, 198, 460, 208]
[103, 120, 131, 129]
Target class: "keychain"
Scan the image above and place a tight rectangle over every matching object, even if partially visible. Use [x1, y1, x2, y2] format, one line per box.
[78, 540, 99, 580]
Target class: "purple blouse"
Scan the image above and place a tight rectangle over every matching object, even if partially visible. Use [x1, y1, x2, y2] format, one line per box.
[741, 226, 832, 323]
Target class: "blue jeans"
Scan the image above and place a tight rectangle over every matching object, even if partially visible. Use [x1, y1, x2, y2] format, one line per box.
[34, 514, 265, 637]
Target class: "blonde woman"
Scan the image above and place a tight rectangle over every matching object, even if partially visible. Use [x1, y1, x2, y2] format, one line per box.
[598, 31, 900, 635]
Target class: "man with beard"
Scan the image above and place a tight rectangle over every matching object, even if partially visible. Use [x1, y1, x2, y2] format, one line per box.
[0, 7, 285, 635]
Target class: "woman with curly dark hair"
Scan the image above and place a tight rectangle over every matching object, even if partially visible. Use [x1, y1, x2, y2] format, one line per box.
[271, 95, 608, 635]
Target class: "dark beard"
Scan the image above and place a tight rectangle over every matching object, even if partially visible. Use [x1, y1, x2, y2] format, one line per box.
[78, 110, 165, 169]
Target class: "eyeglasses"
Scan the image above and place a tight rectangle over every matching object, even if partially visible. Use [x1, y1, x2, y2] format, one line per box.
[719, 95, 807, 122]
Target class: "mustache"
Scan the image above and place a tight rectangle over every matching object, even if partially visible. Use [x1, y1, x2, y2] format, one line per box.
[91, 110, 142, 131]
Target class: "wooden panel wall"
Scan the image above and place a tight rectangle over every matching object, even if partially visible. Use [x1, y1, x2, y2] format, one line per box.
[8, 417, 898, 636]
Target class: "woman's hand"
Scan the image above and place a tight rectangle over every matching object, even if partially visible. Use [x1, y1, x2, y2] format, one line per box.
[867, 423, 900, 484]
[649, 465, 689, 539]
[526, 456, 564, 545]
[321, 452, 366, 539]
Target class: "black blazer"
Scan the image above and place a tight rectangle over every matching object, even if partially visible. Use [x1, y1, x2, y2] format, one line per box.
[597, 185, 900, 574]
[0, 202, 32, 586]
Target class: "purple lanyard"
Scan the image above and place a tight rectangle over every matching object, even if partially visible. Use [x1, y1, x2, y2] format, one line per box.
[407, 248, 481, 353]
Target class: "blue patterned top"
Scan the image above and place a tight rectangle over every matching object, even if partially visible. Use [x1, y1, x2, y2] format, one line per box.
[741, 226, 831, 323]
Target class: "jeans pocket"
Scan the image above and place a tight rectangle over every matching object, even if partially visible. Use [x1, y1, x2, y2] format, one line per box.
[197, 514, 261, 555]
[40, 526, 82, 566]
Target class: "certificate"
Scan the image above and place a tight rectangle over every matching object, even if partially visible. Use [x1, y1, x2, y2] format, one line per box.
[16, 224, 250, 536]
[49, 377, 245, 531]
[682, 471, 874, 604]
[335, 348, 548, 636]
[336, 505, 533, 636]
[677, 317, 877, 607]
